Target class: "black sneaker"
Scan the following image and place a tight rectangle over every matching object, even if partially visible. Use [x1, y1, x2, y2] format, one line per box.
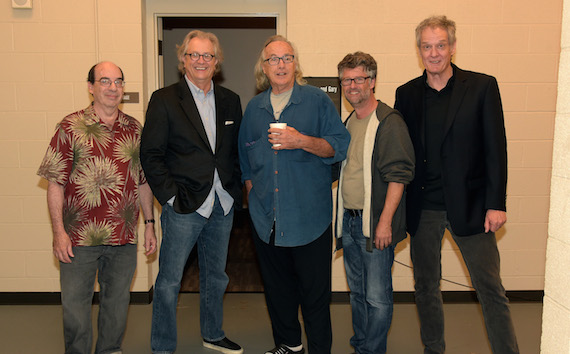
[265, 344, 305, 354]
[203, 337, 243, 354]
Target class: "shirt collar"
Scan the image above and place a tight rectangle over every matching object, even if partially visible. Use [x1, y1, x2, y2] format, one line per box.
[423, 65, 456, 92]
[83, 103, 126, 129]
[185, 76, 214, 98]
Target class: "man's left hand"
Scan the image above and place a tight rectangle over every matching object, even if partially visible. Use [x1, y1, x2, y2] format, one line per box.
[484, 209, 507, 233]
[268, 126, 304, 150]
[374, 220, 392, 250]
[144, 226, 157, 256]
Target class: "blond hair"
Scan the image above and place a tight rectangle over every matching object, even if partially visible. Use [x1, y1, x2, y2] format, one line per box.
[176, 30, 224, 75]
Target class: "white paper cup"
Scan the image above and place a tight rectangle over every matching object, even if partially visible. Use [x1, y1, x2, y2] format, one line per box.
[269, 122, 287, 147]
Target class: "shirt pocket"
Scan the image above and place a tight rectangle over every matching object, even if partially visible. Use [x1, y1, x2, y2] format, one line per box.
[244, 137, 271, 197]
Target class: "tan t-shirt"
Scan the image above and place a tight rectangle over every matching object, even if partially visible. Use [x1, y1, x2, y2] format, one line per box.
[342, 111, 373, 209]
[270, 88, 293, 121]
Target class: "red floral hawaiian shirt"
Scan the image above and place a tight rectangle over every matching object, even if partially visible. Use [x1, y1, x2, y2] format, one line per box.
[37, 105, 146, 247]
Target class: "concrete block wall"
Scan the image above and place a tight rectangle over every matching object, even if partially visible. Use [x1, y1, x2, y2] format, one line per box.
[0, 0, 152, 292]
[287, 0, 562, 291]
[0, 0, 562, 294]
[541, 0, 570, 352]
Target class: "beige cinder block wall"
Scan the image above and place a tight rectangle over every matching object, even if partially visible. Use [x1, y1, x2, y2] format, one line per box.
[287, 0, 561, 291]
[541, 0, 570, 352]
[0, 0, 562, 294]
[0, 0, 153, 292]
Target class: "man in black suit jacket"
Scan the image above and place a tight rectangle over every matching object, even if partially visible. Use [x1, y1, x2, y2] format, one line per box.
[394, 16, 519, 354]
[140, 30, 243, 354]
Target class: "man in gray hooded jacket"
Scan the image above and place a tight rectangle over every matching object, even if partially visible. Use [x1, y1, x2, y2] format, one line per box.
[335, 52, 415, 354]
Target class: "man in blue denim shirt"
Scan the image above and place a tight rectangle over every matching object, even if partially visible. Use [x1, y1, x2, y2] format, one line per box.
[238, 35, 350, 354]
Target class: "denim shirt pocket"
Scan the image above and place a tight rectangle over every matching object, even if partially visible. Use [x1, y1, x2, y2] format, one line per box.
[245, 137, 271, 199]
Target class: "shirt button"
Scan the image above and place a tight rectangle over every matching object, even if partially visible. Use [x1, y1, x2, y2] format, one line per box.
[275, 170, 278, 174]
[274, 151, 278, 155]
[275, 188, 279, 192]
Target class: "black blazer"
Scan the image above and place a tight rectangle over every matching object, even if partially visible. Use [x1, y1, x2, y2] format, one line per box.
[395, 64, 507, 236]
[140, 78, 243, 214]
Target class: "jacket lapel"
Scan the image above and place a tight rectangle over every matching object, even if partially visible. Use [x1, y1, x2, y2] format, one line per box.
[214, 85, 226, 154]
[443, 65, 468, 140]
[177, 79, 212, 151]
[411, 75, 427, 149]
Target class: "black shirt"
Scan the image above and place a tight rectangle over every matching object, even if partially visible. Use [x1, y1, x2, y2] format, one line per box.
[422, 75, 455, 210]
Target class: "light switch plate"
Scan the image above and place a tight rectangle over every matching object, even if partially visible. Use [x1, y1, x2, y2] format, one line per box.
[122, 92, 139, 104]
[12, 0, 32, 9]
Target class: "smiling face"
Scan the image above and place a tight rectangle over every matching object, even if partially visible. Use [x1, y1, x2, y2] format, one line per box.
[88, 62, 124, 111]
[183, 37, 218, 89]
[419, 26, 456, 81]
[340, 66, 375, 109]
[262, 40, 296, 94]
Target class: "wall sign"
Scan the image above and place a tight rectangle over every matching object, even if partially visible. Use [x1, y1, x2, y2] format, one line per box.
[305, 77, 341, 115]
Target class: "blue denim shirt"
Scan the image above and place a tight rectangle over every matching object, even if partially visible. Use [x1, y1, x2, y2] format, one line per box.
[239, 83, 350, 247]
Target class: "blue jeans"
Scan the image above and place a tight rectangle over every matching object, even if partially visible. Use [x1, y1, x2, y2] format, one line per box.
[411, 210, 519, 354]
[60, 244, 137, 354]
[151, 199, 233, 353]
[342, 210, 395, 354]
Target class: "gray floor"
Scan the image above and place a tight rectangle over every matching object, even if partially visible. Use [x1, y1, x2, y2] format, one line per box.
[0, 293, 542, 353]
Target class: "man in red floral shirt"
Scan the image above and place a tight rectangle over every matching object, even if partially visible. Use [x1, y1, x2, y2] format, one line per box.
[37, 61, 157, 354]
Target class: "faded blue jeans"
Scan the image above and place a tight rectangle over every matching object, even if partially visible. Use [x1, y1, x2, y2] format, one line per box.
[60, 243, 137, 354]
[151, 198, 233, 354]
[411, 210, 519, 354]
[342, 210, 395, 354]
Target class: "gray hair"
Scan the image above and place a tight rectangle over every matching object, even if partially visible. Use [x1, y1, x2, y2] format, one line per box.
[254, 35, 306, 91]
[415, 15, 457, 48]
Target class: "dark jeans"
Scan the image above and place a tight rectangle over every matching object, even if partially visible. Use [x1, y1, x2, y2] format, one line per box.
[411, 210, 519, 354]
[253, 224, 333, 354]
[60, 244, 137, 354]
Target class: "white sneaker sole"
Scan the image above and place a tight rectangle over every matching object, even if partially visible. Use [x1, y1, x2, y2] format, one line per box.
[203, 341, 244, 354]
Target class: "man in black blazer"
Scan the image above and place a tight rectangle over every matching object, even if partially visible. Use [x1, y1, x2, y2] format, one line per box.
[140, 30, 243, 354]
[394, 16, 519, 354]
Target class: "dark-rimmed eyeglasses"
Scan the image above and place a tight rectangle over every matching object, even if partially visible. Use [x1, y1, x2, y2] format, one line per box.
[96, 78, 125, 87]
[263, 55, 295, 66]
[340, 76, 370, 86]
[185, 52, 215, 62]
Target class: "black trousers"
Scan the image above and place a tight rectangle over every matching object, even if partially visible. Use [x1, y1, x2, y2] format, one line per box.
[252, 224, 333, 354]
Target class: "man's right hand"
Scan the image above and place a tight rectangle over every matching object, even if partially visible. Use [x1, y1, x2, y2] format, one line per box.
[245, 180, 253, 200]
[53, 231, 74, 263]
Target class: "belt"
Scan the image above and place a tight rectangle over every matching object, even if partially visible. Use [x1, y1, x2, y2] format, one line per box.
[345, 209, 363, 217]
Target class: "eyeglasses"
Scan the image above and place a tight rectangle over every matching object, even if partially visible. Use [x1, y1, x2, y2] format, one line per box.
[340, 76, 371, 86]
[185, 52, 215, 62]
[263, 55, 295, 66]
[96, 78, 125, 87]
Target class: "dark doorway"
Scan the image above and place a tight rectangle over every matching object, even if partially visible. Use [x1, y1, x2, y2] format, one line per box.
[160, 16, 276, 112]
[179, 209, 263, 292]
[159, 16, 276, 292]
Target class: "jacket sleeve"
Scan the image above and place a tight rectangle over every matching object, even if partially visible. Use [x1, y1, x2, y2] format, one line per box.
[140, 91, 178, 205]
[374, 113, 415, 184]
[482, 76, 507, 211]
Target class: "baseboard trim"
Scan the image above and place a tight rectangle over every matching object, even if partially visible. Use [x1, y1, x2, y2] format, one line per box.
[1, 289, 543, 306]
[332, 290, 544, 303]
[0, 290, 154, 305]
